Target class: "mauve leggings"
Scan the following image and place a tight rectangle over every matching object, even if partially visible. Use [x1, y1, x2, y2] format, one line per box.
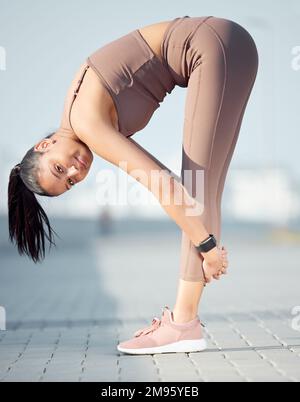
[172, 16, 259, 282]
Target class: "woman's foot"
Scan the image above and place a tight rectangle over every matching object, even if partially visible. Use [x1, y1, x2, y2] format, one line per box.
[117, 306, 207, 355]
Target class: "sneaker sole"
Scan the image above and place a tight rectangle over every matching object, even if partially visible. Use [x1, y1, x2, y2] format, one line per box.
[117, 338, 207, 355]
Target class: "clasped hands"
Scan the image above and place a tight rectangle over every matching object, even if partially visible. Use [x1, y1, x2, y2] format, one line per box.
[201, 245, 228, 284]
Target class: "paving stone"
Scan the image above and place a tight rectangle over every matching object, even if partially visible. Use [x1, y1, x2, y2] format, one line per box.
[0, 229, 300, 382]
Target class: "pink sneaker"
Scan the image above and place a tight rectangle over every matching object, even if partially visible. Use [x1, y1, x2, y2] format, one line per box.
[117, 306, 207, 354]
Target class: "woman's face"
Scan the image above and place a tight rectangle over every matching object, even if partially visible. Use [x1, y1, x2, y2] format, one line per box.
[35, 134, 93, 196]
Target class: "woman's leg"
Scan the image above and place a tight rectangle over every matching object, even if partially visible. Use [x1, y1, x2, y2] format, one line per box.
[173, 279, 205, 323]
[173, 17, 259, 322]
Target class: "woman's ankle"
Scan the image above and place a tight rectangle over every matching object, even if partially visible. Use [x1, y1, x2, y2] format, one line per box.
[172, 307, 198, 323]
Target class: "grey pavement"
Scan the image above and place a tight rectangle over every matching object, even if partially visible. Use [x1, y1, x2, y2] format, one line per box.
[0, 217, 300, 382]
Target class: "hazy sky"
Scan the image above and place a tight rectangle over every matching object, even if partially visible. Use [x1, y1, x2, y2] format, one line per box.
[0, 0, 299, 216]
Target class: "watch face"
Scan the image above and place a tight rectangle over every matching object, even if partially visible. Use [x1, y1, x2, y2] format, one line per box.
[203, 236, 216, 252]
[195, 234, 217, 253]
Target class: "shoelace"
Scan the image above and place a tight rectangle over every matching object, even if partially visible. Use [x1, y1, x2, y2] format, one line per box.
[133, 308, 206, 338]
[134, 317, 162, 337]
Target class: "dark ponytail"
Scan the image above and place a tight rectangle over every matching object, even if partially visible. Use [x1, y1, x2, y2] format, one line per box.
[8, 133, 58, 263]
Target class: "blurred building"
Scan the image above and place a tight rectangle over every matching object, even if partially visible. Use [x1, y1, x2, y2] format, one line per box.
[98, 206, 114, 236]
[223, 166, 300, 227]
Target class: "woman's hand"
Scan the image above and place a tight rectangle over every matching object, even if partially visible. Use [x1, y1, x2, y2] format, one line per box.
[202, 246, 228, 284]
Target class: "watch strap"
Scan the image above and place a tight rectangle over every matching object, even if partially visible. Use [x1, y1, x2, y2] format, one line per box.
[195, 234, 217, 253]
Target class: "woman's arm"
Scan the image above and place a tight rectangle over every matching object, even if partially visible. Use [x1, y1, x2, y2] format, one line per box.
[72, 112, 210, 247]
[126, 136, 212, 246]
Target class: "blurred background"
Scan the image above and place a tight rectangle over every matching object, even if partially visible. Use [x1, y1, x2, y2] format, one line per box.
[1, 0, 300, 230]
[0, 0, 300, 333]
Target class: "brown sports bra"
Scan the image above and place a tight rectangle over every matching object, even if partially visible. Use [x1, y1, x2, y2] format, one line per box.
[67, 18, 190, 137]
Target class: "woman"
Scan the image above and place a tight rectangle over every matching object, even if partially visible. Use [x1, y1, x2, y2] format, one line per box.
[8, 15, 258, 354]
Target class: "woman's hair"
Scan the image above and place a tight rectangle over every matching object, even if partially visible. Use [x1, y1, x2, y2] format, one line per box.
[8, 132, 59, 263]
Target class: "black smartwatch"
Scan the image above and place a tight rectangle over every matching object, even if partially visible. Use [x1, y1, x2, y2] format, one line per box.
[195, 234, 217, 253]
